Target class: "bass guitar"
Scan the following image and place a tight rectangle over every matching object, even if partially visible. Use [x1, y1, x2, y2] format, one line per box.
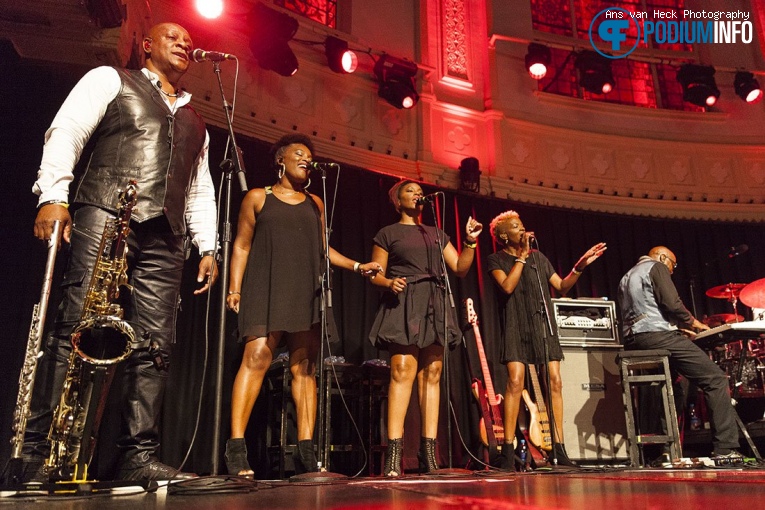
[465, 298, 506, 452]
[521, 364, 552, 452]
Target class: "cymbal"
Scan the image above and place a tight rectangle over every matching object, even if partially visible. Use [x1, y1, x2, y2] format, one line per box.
[740, 278, 765, 309]
[705, 283, 748, 300]
[703, 313, 745, 327]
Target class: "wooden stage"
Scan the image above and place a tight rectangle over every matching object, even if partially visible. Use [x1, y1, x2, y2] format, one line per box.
[2, 464, 764, 509]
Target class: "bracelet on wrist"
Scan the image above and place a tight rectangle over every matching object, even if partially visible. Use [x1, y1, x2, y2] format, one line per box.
[572, 267, 582, 275]
[515, 258, 527, 265]
[228, 291, 240, 296]
[353, 262, 361, 273]
[201, 250, 217, 258]
[463, 240, 477, 249]
[38, 199, 69, 209]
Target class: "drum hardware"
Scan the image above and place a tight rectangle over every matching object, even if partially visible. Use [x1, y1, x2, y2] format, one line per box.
[695, 322, 765, 396]
[705, 283, 748, 321]
[697, 321, 765, 461]
[705, 283, 748, 301]
[702, 313, 744, 328]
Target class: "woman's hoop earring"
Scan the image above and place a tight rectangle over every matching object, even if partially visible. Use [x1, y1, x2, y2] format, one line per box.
[277, 163, 286, 180]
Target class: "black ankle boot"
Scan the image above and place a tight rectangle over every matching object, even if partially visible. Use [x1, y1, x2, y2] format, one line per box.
[383, 438, 403, 477]
[225, 438, 253, 477]
[499, 442, 516, 471]
[295, 440, 318, 473]
[418, 437, 438, 473]
[552, 443, 578, 467]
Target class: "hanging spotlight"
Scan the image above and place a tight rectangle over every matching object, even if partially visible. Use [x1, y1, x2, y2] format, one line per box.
[677, 64, 720, 107]
[374, 55, 419, 109]
[459, 157, 481, 192]
[734, 71, 763, 104]
[247, 2, 299, 76]
[575, 51, 614, 94]
[525, 43, 551, 80]
[325, 36, 358, 74]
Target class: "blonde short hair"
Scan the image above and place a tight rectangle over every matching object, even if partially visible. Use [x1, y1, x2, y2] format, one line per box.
[489, 210, 520, 244]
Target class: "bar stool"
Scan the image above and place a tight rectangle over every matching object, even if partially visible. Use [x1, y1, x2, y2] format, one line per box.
[617, 349, 682, 467]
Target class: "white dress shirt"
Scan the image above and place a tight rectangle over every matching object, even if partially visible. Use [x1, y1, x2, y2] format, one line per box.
[32, 66, 218, 254]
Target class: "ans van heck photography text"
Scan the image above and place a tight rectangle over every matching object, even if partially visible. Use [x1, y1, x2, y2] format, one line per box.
[602, 8, 753, 45]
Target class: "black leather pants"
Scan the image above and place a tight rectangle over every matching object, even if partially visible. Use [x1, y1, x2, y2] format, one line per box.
[25, 206, 185, 469]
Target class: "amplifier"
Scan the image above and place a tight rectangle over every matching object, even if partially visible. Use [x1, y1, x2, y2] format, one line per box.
[561, 347, 629, 462]
[552, 298, 620, 348]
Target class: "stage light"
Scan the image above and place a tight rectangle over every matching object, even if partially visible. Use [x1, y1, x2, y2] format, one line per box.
[374, 55, 419, 109]
[195, 0, 223, 19]
[525, 43, 551, 80]
[459, 157, 481, 193]
[734, 71, 763, 104]
[325, 36, 357, 74]
[575, 51, 614, 94]
[247, 2, 299, 76]
[677, 64, 720, 107]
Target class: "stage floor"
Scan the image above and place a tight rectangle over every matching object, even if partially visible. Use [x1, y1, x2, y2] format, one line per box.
[2, 465, 765, 510]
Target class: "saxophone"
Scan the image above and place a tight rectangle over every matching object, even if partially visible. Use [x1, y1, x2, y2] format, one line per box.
[45, 182, 138, 481]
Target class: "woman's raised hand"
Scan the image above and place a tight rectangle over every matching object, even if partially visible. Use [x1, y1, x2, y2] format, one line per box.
[465, 216, 483, 241]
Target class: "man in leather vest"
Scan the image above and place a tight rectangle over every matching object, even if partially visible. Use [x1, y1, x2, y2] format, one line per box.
[25, 22, 218, 482]
[618, 246, 742, 462]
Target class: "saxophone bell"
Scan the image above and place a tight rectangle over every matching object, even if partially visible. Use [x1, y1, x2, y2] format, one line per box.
[71, 316, 135, 366]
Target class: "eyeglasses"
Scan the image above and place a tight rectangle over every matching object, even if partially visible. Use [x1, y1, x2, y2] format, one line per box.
[661, 254, 678, 270]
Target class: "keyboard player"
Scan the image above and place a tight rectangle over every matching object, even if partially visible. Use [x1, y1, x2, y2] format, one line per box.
[618, 246, 743, 462]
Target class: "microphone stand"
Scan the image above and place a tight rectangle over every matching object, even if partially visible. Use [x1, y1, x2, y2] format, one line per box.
[424, 194, 466, 473]
[210, 59, 247, 475]
[528, 241, 559, 466]
[291, 165, 345, 481]
[688, 275, 699, 319]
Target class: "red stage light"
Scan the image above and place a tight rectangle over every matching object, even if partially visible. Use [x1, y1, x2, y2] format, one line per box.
[195, 0, 223, 19]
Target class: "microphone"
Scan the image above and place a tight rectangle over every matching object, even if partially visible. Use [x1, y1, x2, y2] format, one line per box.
[728, 244, 749, 258]
[415, 193, 439, 205]
[307, 161, 339, 171]
[192, 49, 236, 63]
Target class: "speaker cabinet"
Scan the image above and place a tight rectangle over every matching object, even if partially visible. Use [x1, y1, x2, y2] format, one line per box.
[560, 347, 629, 462]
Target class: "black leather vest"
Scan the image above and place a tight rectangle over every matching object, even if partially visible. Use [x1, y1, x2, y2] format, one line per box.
[72, 68, 206, 235]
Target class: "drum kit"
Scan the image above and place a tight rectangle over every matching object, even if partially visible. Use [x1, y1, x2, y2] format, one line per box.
[704, 278, 765, 397]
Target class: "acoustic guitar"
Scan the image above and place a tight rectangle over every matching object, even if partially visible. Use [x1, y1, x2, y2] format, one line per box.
[521, 364, 553, 452]
[465, 298, 506, 451]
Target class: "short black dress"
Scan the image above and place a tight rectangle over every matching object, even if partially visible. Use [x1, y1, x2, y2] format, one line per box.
[486, 250, 563, 364]
[238, 189, 333, 341]
[368, 223, 460, 350]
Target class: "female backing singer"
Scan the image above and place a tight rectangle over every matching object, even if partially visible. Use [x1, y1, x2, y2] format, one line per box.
[224, 134, 380, 477]
[487, 210, 606, 469]
[367, 180, 482, 476]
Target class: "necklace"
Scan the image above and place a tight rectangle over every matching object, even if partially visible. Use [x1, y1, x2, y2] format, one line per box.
[158, 88, 180, 98]
[155, 80, 180, 98]
[274, 185, 300, 196]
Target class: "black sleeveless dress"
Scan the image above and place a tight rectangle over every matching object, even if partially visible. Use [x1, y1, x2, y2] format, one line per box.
[238, 189, 328, 341]
[486, 250, 563, 364]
